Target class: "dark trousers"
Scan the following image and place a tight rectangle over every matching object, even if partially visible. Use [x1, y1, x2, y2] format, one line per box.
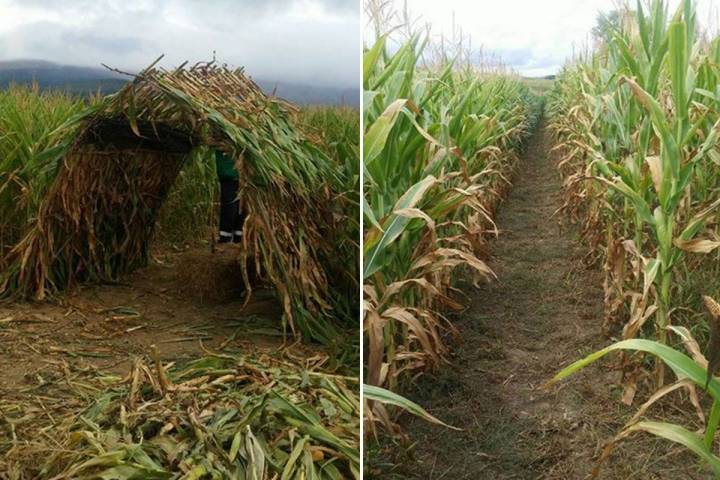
[219, 179, 244, 241]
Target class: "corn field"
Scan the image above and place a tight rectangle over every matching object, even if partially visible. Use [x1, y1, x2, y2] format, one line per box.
[547, 0, 720, 472]
[19, 0, 720, 475]
[363, 33, 539, 432]
[0, 80, 361, 478]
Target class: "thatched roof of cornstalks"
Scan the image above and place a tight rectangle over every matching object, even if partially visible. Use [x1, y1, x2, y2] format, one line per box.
[1, 58, 351, 342]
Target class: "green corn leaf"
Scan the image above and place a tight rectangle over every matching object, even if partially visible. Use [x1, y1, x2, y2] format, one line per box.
[547, 338, 720, 400]
[363, 36, 386, 90]
[621, 76, 680, 178]
[364, 175, 437, 279]
[596, 176, 654, 224]
[623, 422, 720, 476]
[705, 399, 720, 448]
[363, 384, 459, 430]
[668, 21, 689, 122]
[363, 98, 414, 166]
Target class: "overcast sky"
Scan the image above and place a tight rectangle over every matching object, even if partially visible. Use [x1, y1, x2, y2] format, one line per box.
[371, 0, 720, 77]
[0, 0, 359, 88]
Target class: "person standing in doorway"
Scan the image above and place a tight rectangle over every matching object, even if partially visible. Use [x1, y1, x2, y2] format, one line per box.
[215, 150, 244, 244]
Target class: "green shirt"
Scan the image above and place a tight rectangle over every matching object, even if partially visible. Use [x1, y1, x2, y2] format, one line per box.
[215, 151, 239, 180]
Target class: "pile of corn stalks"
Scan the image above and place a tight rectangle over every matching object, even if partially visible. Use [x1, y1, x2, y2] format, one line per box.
[363, 34, 539, 433]
[1, 348, 359, 479]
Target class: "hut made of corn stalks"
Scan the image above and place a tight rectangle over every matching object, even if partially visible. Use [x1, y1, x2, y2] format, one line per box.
[0, 59, 354, 343]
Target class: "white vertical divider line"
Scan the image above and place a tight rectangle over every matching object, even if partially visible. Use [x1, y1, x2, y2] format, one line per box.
[358, 0, 366, 474]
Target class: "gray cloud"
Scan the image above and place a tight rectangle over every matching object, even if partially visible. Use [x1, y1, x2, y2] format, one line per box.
[0, 0, 359, 87]
[469, 45, 564, 76]
[58, 31, 149, 56]
[16, 0, 357, 13]
[316, 0, 357, 12]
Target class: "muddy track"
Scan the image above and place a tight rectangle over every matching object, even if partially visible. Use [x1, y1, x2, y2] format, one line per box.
[388, 120, 704, 479]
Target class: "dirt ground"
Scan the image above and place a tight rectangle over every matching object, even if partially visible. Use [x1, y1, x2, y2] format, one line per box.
[0, 244, 286, 393]
[372, 122, 710, 479]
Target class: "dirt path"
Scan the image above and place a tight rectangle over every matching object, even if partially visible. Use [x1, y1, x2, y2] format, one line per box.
[0, 246, 285, 390]
[387, 122, 705, 479]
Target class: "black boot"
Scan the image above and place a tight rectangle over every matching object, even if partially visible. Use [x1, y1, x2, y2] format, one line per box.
[219, 179, 240, 243]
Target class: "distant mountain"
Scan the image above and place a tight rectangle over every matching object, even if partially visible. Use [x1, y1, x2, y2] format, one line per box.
[0, 59, 59, 70]
[0, 59, 358, 106]
[0, 60, 127, 96]
[256, 80, 358, 106]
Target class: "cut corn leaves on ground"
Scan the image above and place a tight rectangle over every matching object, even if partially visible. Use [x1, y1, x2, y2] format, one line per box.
[0, 348, 360, 479]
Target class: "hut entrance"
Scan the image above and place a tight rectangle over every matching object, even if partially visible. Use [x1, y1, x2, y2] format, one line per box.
[72, 117, 251, 303]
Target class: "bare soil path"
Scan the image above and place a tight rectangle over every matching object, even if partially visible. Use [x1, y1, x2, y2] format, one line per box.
[385, 121, 706, 479]
[0, 246, 286, 391]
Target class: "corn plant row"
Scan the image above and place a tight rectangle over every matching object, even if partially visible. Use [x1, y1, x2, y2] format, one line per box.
[547, 0, 720, 473]
[363, 35, 539, 433]
[0, 85, 85, 259]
